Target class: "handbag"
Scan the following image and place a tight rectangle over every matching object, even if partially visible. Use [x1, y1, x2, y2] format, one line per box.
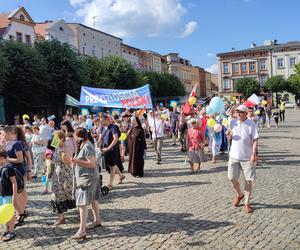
[76, 173, 93, 188]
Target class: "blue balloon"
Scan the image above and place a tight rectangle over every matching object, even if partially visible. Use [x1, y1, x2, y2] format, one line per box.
[210, 97, 224, 113]
[206, 106, 213, 115]
[86, 118, 93, 129]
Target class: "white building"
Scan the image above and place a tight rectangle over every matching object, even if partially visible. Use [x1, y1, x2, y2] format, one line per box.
[67, 23, 122, 58]
[35, 20, 75, 47]
[121, 43, 140, 68]
[0, 6, 35, 45]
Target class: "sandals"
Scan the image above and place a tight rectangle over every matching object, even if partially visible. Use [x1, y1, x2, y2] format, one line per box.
[118, 175, 126, 184]
[86, 221, 102, 230]
[70, 231, 86, 241]
[15, 210, 28, 227]
[54, 218, 66, 226]
[233, 195, 244, 207]
[2, 232, 16, 242]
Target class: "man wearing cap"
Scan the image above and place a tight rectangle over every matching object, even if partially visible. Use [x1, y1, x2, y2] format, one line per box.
[226, 104, 259, 213]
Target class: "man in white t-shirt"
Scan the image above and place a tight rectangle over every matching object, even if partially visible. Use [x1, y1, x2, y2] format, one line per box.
[226, 104, 259, 213]
[148, 111, 164, 164]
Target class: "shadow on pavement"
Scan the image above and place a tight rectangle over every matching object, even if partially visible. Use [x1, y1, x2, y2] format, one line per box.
[252, 203, 300, 210]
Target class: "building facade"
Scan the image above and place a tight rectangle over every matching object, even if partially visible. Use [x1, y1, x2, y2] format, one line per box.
[121, 43, 140, 68]
[191, 66, 206, 97]
[67, 23, 122, 59]
[162, 53, 195, 94]
[217, 40, 300, 99]
[35, 20, 75, 47]
[0, 6, 35, 45]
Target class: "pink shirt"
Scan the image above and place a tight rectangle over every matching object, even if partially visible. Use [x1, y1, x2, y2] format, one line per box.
[187, 127, 204, 151]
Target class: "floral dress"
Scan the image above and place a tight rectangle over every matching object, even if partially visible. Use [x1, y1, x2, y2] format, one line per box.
[50, 145, 76, 214]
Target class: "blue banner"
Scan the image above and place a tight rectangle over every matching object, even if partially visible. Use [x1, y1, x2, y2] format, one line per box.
[80, 84, 153, 109]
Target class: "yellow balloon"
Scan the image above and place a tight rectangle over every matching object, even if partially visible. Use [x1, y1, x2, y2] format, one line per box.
[207, 118, 216, 128]
[188, 96, 197, 105]
[119, 133, 127, 141]
[22, 114, 30, 120]
[254, 110, 260, 115]
[171, 101, 177, 108]
[262, 100, 267, 106]
[0, 203, 15, 224]
[161, 114, 166, 120]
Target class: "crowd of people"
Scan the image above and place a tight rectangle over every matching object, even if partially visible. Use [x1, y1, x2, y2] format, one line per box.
[0, 98, 285, 241]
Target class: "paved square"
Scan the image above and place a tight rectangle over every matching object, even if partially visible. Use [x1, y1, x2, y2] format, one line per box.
[1, 110, 300, 249]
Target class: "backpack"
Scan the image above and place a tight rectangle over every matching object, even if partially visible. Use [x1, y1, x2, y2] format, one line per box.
[0, 166, 25, 194]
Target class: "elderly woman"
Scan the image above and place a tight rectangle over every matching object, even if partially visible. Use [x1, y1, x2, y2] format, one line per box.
[187, 118, 205, 173]
[71, 127, 101, 241]
[128, 116, 147, 177]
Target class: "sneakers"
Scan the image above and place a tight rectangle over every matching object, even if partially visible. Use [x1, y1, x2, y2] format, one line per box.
[233, 195, 244, 207]
[244, 204, 253, 213]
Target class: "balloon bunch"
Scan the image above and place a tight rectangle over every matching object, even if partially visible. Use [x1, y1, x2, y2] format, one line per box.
[206, 97, 225, 115]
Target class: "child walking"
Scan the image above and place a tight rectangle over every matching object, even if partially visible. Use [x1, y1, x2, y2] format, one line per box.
[0, 146, 18, 241]
[42, 149, 54, 195]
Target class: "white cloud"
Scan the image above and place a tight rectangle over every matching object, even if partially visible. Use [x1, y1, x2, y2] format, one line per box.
[69, 0, 197, 38]
[206, 52, 215, 57]
[205, 63, 218, 74]
[180, 21, 198, 38]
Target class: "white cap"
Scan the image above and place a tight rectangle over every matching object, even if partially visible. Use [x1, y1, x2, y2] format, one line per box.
[236, 104, 248, 113]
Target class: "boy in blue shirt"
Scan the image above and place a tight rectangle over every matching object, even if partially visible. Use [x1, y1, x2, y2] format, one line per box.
[0, 146, 17, 241]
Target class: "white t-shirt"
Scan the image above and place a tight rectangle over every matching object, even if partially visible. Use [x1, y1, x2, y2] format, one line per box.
[149, 118, 164, 138]
[229, 118, 259, 161]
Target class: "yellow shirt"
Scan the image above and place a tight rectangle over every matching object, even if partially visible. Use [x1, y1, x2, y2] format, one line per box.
[280, 102, 285, 111]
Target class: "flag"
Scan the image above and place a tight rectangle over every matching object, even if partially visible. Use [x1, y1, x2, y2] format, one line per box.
[51, 134, 60, 148]
[65, 94, 80, 107]
[182, 84, 198, 115]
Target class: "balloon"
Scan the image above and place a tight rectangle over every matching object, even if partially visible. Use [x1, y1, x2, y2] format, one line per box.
[170, 100, 177, 108]
[85, 118, 93, 129]
[231, 96, 237, 101]
[262, 100, 267, 106]
[207, 118, 216, 128]
[119, 133, 127, 141]
[206, 106, 214, 115]
[209, 97, 225, 113]
[222, 118, 229, 127]
[188, 96, 197, 105]
[214, 124, 222, 133]
[22, 114, 30, 120]
[254, 110, 260, 115]
[0, 203, 15, 224]
[161, 114, 166, 120]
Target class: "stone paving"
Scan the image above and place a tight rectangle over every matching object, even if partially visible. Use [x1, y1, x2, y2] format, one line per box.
[1, 109, 300, 250]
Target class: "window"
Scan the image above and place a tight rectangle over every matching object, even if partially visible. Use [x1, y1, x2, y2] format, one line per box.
[25, 35, 31, 45]
[92, 49, 95, 56]
[83, 33, 85, 36]
[259, 60, 266, 70]
[223, 78, 230, 89]
[82, 47, 85, 55]
[20, 14, 25, 21]
[290, 57, 296, 68]
[9, 35, 14, 40]
[250, 62, 255, 71]
[59, 27, 64, 31]
[259, 75, 267, 86]
[233, 63, 239, 73]
[223, 63, 229, 73]
[277, 58, 284, 68]
[16, 32, 22, 42]
[242, 63, 247, 72]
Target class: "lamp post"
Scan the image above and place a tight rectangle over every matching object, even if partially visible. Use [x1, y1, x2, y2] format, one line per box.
[92, 16, 97, 29]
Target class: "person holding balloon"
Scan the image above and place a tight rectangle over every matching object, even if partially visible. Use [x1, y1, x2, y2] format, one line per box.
[0, 146, 17, 241]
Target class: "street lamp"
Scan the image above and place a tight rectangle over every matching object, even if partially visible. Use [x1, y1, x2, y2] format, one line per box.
[92, 16, 98, 29]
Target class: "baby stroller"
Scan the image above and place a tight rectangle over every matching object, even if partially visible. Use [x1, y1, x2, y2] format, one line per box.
[96, 148, 110, 196]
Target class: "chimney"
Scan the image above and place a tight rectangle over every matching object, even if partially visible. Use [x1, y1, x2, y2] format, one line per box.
[231, 47, 235, 51]
[251, 42, 256, 48]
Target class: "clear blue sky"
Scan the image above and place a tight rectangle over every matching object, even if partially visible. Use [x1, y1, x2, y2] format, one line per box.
[1, 0, 300, 73]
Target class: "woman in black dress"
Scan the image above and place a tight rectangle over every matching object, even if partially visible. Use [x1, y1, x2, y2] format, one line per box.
[128, 116, 147, 177]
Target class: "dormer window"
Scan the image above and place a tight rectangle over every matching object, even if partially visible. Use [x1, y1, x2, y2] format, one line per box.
[59, 27, 64, 31]
[20, 14, 25, 21]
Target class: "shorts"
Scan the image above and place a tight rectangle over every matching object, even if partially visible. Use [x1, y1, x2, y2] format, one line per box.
[0, 196, 12, 205]
[228, 158, 256, 181]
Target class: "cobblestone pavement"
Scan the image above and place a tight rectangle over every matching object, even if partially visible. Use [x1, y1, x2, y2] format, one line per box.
[1, 110, 300, 250]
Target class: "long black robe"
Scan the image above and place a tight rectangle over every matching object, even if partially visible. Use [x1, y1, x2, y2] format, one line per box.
[128, 117, 147, 177]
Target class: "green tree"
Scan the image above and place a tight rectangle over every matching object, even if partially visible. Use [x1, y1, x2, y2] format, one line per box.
[97, 55, 140, 89]
[0, 50, 9, 93]
[287, 63, 300, 101]
[140, 71, 185, 97]
[0, 40, 47, 122]
[235, 78, 260, 98]
[264, 75, 288, 106]
[35, 39, 86, 113]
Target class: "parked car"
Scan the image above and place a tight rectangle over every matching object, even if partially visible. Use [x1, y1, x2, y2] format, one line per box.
[284, 101, 294, 108]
